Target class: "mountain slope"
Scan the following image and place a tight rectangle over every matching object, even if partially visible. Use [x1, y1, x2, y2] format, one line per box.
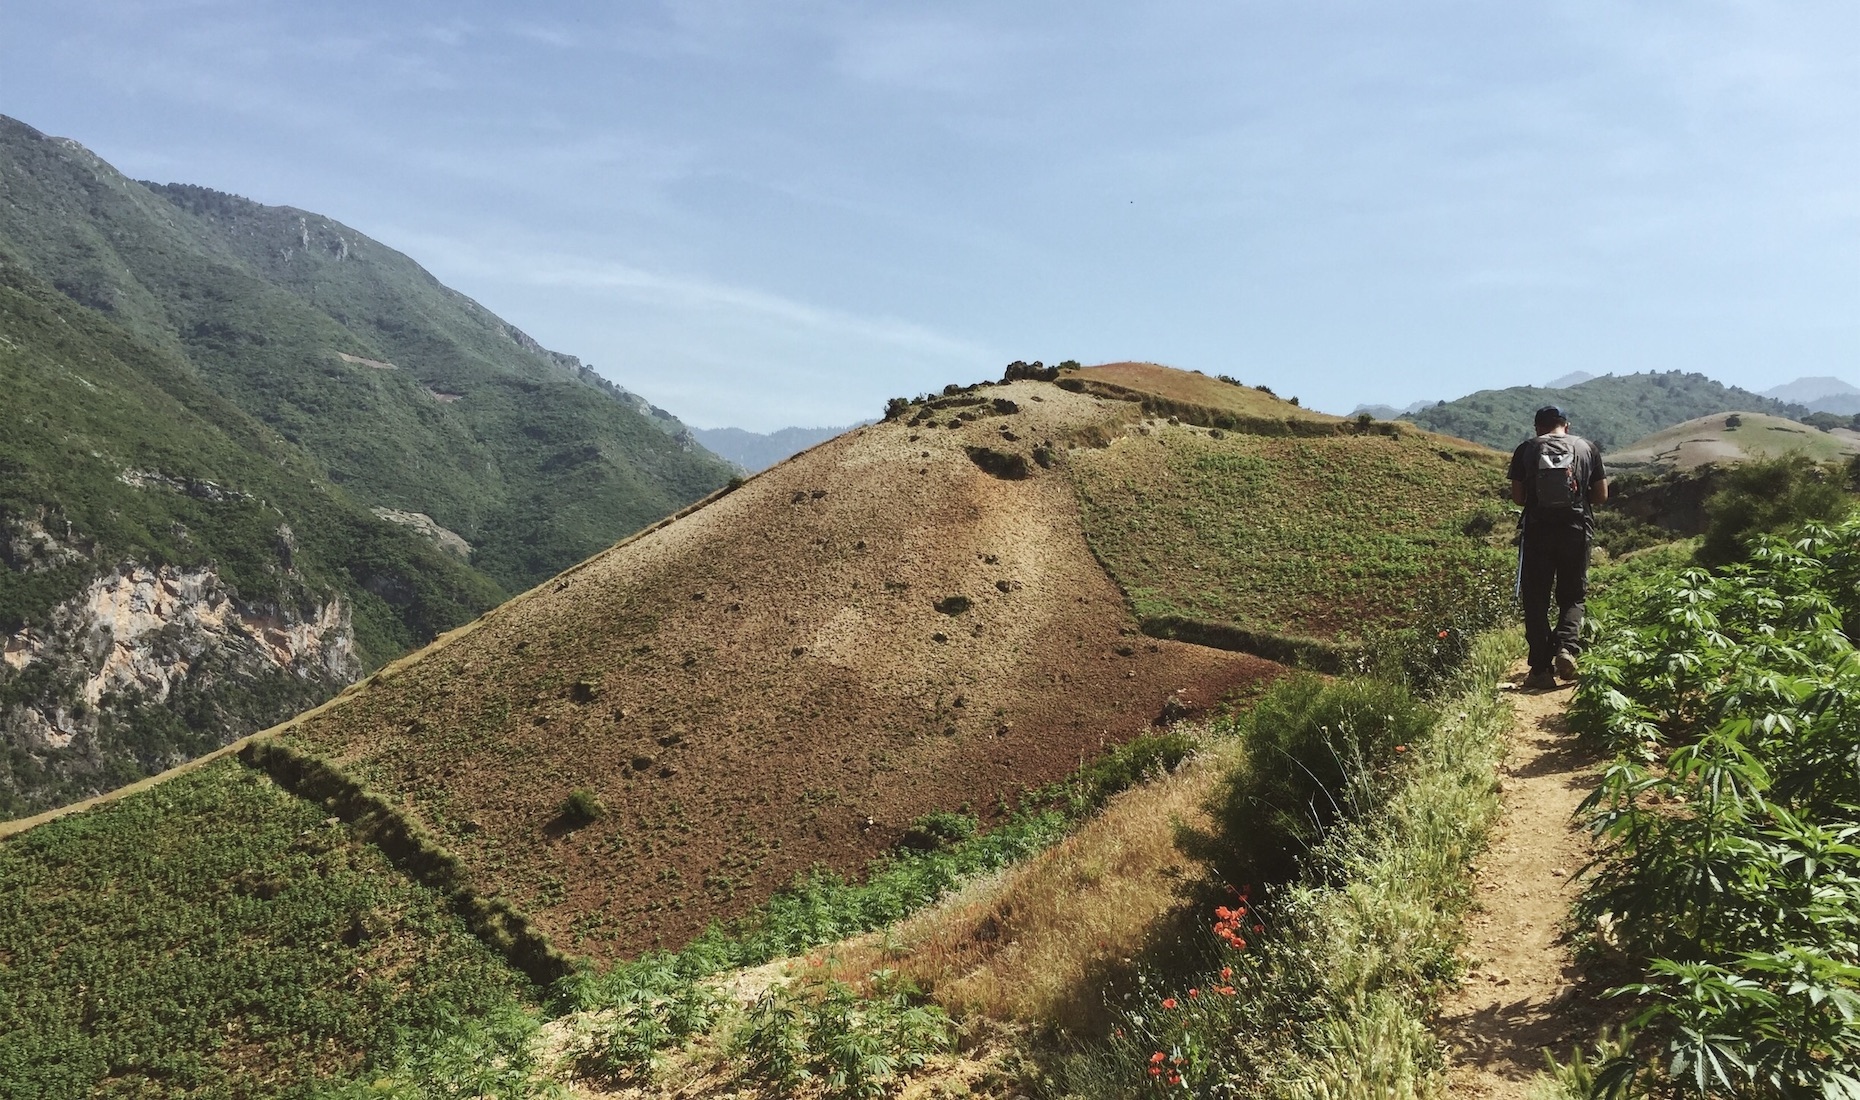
[0, 115, 734, 594]
[1402, 371, 1806, 452]
[0, 257, 504, 816]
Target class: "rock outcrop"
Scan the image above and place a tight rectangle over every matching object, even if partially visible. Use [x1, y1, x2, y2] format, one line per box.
[1, 563, 358, 816]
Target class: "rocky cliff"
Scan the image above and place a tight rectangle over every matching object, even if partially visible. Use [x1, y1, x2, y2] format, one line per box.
[1, 527, 359, 816]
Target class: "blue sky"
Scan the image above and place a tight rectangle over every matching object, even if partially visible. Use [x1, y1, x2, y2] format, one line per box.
[5, 1, 1859, 430]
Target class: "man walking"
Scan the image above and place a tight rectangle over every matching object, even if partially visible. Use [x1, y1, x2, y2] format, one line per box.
[1508, 405, 1607, 691]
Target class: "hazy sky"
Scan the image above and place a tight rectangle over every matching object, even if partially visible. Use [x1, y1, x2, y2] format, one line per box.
[5, 1, 1859, 429]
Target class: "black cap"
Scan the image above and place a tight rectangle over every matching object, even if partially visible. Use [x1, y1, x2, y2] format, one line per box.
[1534, 405, 1569, 430]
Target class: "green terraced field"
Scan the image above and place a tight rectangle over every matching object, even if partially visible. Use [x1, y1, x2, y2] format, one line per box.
[0, 759, 534, 1098]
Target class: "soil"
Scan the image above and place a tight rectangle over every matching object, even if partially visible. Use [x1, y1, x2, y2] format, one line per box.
[1437, 665, 1609, 1097]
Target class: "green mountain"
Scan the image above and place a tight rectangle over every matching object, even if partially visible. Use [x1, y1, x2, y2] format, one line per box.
[1402, 371, 1807, 453]
[0, 115, 733, 817]
[0, 116, 733, 592]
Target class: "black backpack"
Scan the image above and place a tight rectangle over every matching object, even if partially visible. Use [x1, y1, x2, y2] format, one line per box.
[1533, 435, 1583, 510]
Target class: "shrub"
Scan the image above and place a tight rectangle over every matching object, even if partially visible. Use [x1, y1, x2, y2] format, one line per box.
[1184, 674, 1432, 890]
[561, 787, 606, 826]
[1696, 455, 1853, 567]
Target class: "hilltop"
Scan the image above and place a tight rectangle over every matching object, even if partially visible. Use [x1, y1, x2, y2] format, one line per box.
[1402, 370, 1806, 452]
[1610, 411, 1860, 472]
[0, 114, 732, 817]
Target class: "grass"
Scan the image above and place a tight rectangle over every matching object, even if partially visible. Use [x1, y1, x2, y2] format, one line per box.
[1058, 629, 1514, 1097]
[1069, 424, 1511, 651]
[0, 758, 536, 1098]
[818, 725, 1242, 1034]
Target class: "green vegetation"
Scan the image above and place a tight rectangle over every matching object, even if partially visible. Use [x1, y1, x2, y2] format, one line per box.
[1070, 426, 1512, 661]
[1183, 673, 1436, 890]
[1406, 371, 1807, 452]
[1568, 515, 1860, 1096]
[1067, 632, 1514, 1096]
[0, 116, 732, 599]
[0, 759, 536, 1098]
[742, 976, 952, 1099]
[1696, 454, 1853, 566]
[0, 257, 506, 817]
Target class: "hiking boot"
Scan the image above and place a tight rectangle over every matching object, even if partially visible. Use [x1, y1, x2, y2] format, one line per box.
[1553, 649, 1579, 681]
[1522, 669, 1558, 691]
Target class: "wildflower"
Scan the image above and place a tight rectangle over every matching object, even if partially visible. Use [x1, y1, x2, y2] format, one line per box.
[1395, 744, 1407, 753]
[1188, 988, 1199, 998]
[1438, 629, 1449, 638]
[1161, 997, 1178, 1010]
[1168, 1072, 1181, 1085]
[1149, 1066, 1161, 1078]
[1220, 966, 1232, 980]
[1151, 1052, 1166, 1064]
[1217, 985, 1236, 995]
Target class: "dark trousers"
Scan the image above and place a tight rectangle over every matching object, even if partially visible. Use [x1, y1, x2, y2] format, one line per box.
[1518, 525, 1590, 672]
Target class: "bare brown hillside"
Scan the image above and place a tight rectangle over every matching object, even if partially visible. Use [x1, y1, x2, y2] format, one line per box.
[280, 379, 1283, 960]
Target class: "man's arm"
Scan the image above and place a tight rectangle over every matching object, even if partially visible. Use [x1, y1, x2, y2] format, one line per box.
[1590, 478, 1609, 505]
[1511, 480, 1528, 506]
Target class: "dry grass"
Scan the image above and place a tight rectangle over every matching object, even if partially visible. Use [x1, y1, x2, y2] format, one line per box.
[814, 729, 1241, 1035]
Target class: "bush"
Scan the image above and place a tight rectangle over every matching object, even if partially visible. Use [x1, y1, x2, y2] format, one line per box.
[561, 787, 606, 826]
[1696, 455, 1853, 567]
[1185, 675, 1433, 890]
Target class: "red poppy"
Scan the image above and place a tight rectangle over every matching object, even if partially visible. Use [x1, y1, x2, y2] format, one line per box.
[1161, 997, 1178, 1009]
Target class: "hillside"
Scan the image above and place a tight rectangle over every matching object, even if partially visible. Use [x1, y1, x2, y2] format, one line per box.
[0, 259, 504, 817]
[0, 114, 735, 817]
[1610, 411, 1860, 471]
[264, 365, 1507, 959]
[0, 362, 1518, 1094]
[0, 114, 734, 594]
[1402, 370, 1807, 452]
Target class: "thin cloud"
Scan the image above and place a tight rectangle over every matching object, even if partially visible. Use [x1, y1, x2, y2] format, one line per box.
[395, 232, 994, 362]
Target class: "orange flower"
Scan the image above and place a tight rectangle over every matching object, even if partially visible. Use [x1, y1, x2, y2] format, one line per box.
[1161, 997, 1178, 1009]
[1149, 1065, 1161, 1077]
[1168, 1072, 1181, 1085]
[1220, 966, 1232, 979]
[1218, 985, 1236, 995]
[1395, 744, 1407, 753]
[1151, 1052, 1166, 1064]
[1438, 629, 1449, 638]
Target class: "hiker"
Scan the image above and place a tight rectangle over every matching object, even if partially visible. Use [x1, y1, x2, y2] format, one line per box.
[1508, 405, 1607, 691]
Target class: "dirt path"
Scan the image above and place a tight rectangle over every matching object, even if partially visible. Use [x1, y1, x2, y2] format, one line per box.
[1437, 666, 1606, 1097]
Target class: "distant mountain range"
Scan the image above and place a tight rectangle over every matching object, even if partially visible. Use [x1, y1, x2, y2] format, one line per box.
[690, 424, 868, 471]
[1764, 376, 1860, 415]
[0, 114, 733, 816]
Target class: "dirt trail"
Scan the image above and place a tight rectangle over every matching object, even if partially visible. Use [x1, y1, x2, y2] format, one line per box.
[1438, 666, 1605, 1097]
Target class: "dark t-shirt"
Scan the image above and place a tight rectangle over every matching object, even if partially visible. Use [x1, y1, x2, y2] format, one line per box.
[1508, 432, 1606, 533]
